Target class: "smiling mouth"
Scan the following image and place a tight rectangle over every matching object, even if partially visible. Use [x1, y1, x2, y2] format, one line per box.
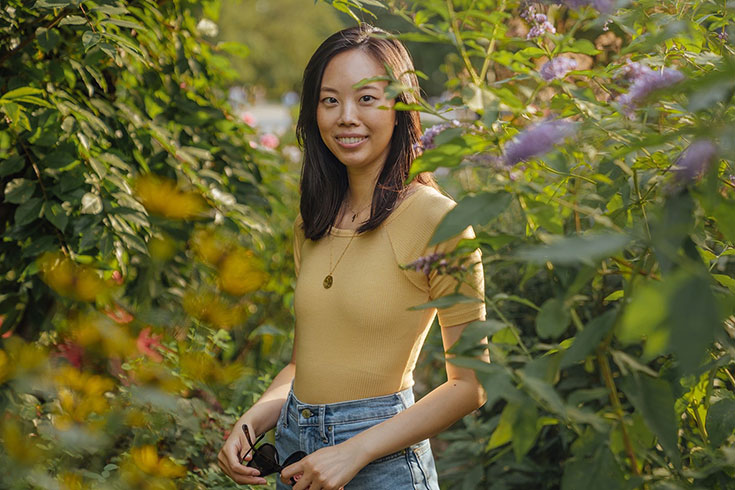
[336, 136, 367, 145]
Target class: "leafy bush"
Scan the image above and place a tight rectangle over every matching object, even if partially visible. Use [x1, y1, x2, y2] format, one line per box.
[1, 0, 298, 488]
[329, 0, 735, 488]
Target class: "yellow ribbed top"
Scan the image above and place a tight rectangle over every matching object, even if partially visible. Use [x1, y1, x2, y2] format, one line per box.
[292, 185, 486, 404]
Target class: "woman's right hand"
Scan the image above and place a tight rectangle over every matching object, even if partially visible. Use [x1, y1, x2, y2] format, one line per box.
[218, 422, 269, 485]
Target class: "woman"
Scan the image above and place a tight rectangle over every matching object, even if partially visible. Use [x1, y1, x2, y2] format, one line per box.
[218, 24, 488, 490]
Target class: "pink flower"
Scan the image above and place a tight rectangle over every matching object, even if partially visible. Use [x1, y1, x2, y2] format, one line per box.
[55, 341, 84, 368]
[241, 112, 256, 126]
[104, 303, 134, 324]
[137, 327, 171, 363]
[259, 133, 279, 149]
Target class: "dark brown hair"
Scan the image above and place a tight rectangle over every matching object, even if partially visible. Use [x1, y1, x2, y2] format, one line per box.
[296, 24, 434, 240]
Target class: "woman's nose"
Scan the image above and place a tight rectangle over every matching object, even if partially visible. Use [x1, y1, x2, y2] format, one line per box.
[338, 102, 359, 125]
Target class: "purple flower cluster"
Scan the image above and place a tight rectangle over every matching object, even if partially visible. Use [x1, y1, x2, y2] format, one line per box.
[521, 5, 556, 39]
[718, 29, 729, 42]
[674, 140, 718, 182]
[502, 119, 577, 166]
[539, 56, 578, 81]
[416, 120, 461, 151]
[617, 61, 685, 111]
[406, 252, 465, 276]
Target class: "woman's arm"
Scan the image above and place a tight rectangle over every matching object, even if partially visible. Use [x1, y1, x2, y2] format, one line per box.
[218, 355, 296, 486]
[281, 321, 489, 490]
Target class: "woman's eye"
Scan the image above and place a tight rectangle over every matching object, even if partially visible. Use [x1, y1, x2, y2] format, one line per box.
[360, 95, 376, 103]
[322, 97, 338, 104]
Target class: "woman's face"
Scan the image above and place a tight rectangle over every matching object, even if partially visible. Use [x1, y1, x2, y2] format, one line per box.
[316, 49, 396, 175]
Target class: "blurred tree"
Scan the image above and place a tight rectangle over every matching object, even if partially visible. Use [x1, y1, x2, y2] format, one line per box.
[218, 0, 347, 98]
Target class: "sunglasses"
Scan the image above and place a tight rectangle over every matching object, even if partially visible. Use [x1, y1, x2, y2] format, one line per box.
[241, 424, 307, 479]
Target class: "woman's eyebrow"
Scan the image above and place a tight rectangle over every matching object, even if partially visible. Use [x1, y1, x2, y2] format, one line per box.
[319, 85, 381, 93]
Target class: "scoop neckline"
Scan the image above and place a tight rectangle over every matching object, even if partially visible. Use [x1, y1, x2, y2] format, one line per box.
[328, 185, 431, 237]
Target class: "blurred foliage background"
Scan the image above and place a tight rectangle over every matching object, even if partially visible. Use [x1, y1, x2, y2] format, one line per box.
[2, 0, 735, 489]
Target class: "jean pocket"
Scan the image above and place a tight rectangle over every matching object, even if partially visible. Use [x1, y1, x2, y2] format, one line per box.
[408, 439, 438, 490]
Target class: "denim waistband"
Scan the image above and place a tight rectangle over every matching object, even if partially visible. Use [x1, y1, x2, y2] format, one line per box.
[284, 384, 415, 427]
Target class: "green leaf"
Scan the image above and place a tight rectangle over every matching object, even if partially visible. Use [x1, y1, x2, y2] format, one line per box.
[33, 0, 74, 8]
[616, 280, 666, 344]
[408, 293, 482, 310]
[82, 31, 102, 50]
[1, 87, 44, 100]
[36, 27, 61, 52]
[448, 319, 506, 355]
[488, 403, 516, 450]
[44, 202, 69, 231]
[564, 39, 601, 55]
[4, 178, 35, 203]
[561, 446, 628, 490]
[429, 192, 512, 245]
[517, 233, 631, 266]
[0, 155, 24, 177]
[668, 273, 720, 375]
[535, 298, 570, 339]
[15, 197, 43, 226]
[512, 402, 539, 461]
[620, 374, 680, 468]
[706, 399, 735, 447]
[408, 137, 474, 180]
[561, 309, 617, 368]
[81, 192, 103, 214]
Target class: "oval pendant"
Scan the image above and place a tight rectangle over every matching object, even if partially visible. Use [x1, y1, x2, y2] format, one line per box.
[323, 274, 333, 289]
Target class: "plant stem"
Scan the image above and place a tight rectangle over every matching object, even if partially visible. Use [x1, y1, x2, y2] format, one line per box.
[446, 0, 481, 85]
[478, 0, 506, 83]
[597, 349, 641, 476]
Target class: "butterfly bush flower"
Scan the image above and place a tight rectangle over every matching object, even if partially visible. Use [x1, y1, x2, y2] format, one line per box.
[503, 119, 577, 166]
[405, 252, 465, 276]
[617, 61, 685, 112]
[540, 56, 578, 81]
[416, 120, 461, 151]
[521, 5, 556, 39]
[673, 140, 718, 182]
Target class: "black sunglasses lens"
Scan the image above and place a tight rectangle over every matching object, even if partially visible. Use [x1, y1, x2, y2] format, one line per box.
[282, 450, 307, 467]
[247, 443, 281, 476]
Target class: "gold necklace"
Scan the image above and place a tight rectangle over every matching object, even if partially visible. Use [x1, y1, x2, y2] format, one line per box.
[324, 231, 357, 289]
[346, 201, 371, 222]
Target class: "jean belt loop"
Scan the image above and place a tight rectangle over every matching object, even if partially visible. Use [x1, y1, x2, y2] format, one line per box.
[319, 405, 328, 442]
[397, 387, 412, 409]
[283, 389, 292, 430]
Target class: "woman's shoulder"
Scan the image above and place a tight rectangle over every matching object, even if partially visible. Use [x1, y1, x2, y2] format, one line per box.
[391, 184, 457, 228]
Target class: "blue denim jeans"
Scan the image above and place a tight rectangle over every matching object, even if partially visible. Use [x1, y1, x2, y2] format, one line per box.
[274, 385, 439, 489]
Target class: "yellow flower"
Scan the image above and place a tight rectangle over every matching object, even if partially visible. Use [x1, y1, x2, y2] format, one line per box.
[58, 472, 86, 490]
[182, 291, 246, 329]
[1, 419, 42, 465]
[190, 228, 228, 265]
[218, 248, 267, 296]
[135, 175, 205, 219]
[53, 366, 115, 424]
[131, 445, 186, 478]
[0, 349, 10, 384]
[38, 252, 110, 303]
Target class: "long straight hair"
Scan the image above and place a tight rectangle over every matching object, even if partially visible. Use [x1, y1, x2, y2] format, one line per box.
[296, 24, 435, 240]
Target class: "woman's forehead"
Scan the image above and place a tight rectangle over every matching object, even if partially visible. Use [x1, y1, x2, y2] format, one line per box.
[320, 49, 387, 91]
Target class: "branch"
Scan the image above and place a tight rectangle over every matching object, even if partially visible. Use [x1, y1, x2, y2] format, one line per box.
[0, 8, 72, 67]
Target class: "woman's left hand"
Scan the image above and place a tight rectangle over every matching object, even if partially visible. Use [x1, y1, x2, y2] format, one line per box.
[280, 442, 366, 490]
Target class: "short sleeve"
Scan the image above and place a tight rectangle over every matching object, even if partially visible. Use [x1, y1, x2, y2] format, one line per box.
[428, 225, 486, 328]
[293, 215, 305, 278]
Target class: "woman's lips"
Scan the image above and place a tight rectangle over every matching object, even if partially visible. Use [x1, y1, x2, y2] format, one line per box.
[336, 136, 367, 148]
